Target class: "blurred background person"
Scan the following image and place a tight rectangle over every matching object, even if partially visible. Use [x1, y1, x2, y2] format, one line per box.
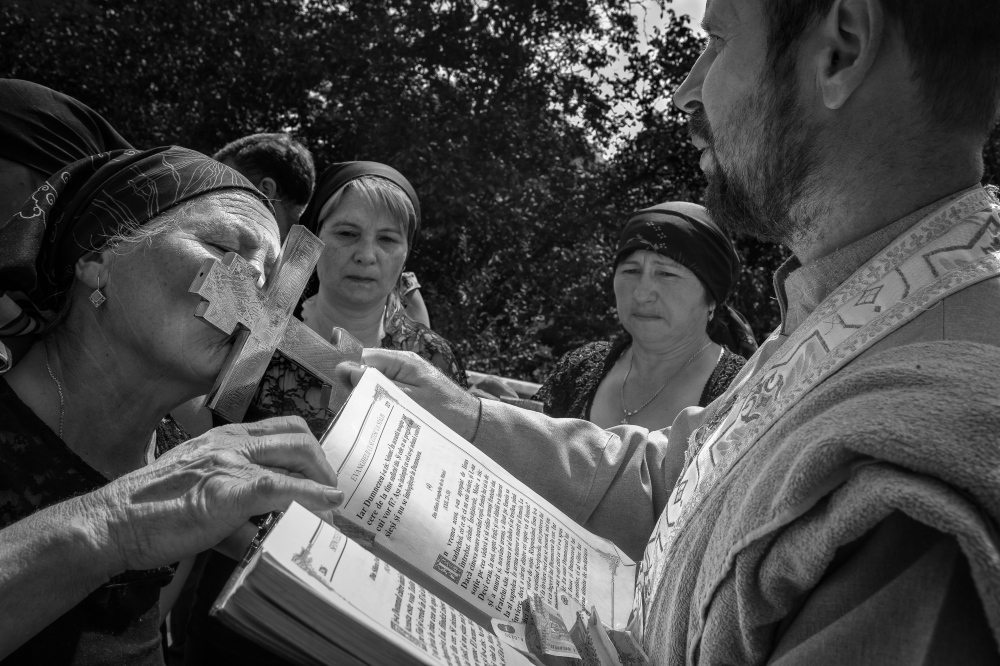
[213, 133, 315, 240]
[213, 134, 433, 327]
[535, 202, 756, 431]
[0, 79, 132, 363]
[184, 161, 466, 666]
[0, 79, 131, 225]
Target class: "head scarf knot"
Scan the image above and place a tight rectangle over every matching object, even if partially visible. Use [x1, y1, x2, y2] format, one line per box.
[614, 202, 758, 358]
[0, 146, 271, 312]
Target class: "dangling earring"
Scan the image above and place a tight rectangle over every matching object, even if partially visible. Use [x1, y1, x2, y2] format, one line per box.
[708, 307, 716, 321]
[89, 275, 106, 308]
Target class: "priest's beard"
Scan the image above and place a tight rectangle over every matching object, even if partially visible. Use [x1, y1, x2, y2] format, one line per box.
[692, 67, 820, 245]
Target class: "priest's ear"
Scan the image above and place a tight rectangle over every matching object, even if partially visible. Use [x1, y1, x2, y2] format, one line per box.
[814, 0, 885, 110]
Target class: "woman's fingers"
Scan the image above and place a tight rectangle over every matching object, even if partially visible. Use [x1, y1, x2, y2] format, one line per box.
[243, 432, 338, 487]
[237, 415, 313, 437]
[244, 474, 344, 515]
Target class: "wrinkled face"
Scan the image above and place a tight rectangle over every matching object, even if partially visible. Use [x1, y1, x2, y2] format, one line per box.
[674, 0, 818, 243]
[614, 250, 711, 344]
[88, 191, 280, 391]
[315, 189, 408, 312]
[0, 155, 48, 227]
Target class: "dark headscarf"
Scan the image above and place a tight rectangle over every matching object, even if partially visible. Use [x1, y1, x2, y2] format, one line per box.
[300, 161, 420, 248]
[613, 202, 758, 359]
[0, 79, 132, 176]
[0, 146, 270, 312]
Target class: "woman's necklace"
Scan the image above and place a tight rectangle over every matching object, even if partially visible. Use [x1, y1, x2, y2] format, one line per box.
[43, 342, 156, 471]
[43, 342, 65, 438]
[619, 341, 713, 425]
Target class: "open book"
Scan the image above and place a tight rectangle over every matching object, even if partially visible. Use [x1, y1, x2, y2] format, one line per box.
[213, 368, 637, 665]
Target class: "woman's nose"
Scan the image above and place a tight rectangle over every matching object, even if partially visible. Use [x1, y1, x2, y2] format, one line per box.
[353, 237, 377, 264]
[633, 273, 658, 301]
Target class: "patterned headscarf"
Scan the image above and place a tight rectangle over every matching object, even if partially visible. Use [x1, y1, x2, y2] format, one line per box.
[0, 80, 135, 354]
[0, 79, 132, 177]
[614, 202, 758, 358]
[300, 161, 420, 248]
[0, 146, 271, 313]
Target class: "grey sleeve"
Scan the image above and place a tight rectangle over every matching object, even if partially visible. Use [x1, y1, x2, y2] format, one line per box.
[767, 512, 999, 665]
[470, 400, 703, 561]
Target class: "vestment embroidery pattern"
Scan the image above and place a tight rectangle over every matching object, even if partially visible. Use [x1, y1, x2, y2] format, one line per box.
[630, 187, 1000, 641]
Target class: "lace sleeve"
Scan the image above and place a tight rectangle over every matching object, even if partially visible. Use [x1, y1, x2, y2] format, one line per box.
[699, 348, 747, 407]
[536, 341, 613, 419]
[155, 415, 190, 458]
[247, 355, 335, 438]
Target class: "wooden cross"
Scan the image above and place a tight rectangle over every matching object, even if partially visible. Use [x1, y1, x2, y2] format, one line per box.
[188, 225, 363, 423]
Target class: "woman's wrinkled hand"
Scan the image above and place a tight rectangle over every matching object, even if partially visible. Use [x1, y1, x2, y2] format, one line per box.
[94, 416, 342, 574]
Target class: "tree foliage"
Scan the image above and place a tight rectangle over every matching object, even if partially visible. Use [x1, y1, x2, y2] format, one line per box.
[5, 0, 996, 380]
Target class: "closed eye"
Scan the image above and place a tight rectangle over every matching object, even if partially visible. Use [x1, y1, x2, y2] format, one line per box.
[205, 242, 235, 255]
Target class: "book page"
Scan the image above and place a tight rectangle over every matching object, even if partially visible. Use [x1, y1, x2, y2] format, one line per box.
[250, 503, 533, 666]
[323, 369, 636, 628]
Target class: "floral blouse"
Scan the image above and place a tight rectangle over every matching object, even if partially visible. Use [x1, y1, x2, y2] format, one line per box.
[535, 335, 746, 420]
[246, 309, 468, 437]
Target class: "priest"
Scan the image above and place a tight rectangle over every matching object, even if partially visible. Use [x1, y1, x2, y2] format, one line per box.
[353, 0, 1000, 663]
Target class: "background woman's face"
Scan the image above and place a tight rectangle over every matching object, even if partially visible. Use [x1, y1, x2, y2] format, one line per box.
[87, 191, 279, 391]
[315, 188, 408, 311]
[614, 249, 710, 345]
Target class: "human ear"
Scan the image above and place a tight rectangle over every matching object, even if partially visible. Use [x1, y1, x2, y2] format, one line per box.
[816, 0, 884, 110]
[258, 177, 279, 200]
[74, 249, 114, 291]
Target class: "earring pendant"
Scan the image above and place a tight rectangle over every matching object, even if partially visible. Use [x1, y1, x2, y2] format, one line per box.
[90, 276, 106, 308]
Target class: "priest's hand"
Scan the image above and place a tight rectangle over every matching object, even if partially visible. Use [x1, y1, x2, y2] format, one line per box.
[343, 349, 481, 441]
[95, 416, 343, 574]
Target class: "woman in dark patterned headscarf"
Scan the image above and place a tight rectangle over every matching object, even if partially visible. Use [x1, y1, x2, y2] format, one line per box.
[0, 79, 133, 349]
[0, 146, 278, 664]
[536, 202, 757, 432]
